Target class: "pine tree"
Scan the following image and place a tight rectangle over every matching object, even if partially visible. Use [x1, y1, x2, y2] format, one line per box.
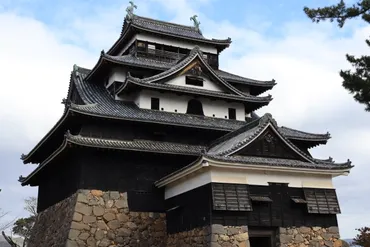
[304, 0, 370, 111]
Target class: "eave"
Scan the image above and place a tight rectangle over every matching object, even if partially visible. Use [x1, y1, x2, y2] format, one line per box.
[108, 16, 232, 55]
[155, 156, 353, 188]
[117, 76, 272, 108]
[21, 133, 204, 186]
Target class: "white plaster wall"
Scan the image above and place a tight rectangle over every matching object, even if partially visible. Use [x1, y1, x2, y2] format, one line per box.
[167, 75, 224, 92]
[107, 67, 127, 87]
[164, 166, 334, 199]
[119, 33, 218, 55]
[136, 90, 245, 120]
[165, 170, 212, 199]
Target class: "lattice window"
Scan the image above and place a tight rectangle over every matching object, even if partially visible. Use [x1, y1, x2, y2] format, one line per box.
[304, 188, 341, 214]
[212, 183, 252, 211]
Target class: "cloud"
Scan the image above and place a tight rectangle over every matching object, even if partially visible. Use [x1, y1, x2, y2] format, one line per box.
[0, 0, 369, 239]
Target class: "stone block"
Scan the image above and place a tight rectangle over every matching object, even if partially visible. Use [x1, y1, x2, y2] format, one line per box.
[294, 234, 304, 243]
[103, 213, 115, 222]
[313, 227, 322, 232]
[71, 222, 90, 230]
[323, 233, 332, 241]
[98, 238, 111, 247]
[107, 219, 120, 230]
[235, 232, 249, 242]
[227, 227, 240, 235]
[334, 240, 343, 247]
[68, 229, 80, 240]
[280, 234, 293, 244]
[66, 240, 79, 247]
[76, 194, 88, 204]
[75, 202, 92, 216]
[87, 237, 96, 247]
[91, 190, 103, 197]
[95, 230, 105, 240]
[210, 242, 222, 247]
[300, 227, 311, 234]
[115, 199, 128, 209]
[72, 212, 83, 222]
[279, 227, 287, 234]
[109, 191, 120, 200]
[117, 213, 129, 222]
[93, 206, 105, 217]
[83, 215, 97, 224]
[328, 227, 339, 234]
[211, 224, 226, 235]
[79, 232, 90, 240]
[97, 220, 108, 230]
[325, 240, 334, 247]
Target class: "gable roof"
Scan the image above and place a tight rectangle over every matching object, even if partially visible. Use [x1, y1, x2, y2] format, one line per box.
[208, 113, 317, 163]
[108, 15, 231, 55]
[86, 52, 275, 92]
[115, 47, 272, 107]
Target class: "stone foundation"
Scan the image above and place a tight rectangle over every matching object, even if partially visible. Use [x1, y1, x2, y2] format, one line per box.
[28, 192, 78, 247]
[167, 224, 249, 247]
[167, 226, 209, 247]
[279, 226, 342, 247]
[28, 190, 166, 247]
[66, 189, 166, 247]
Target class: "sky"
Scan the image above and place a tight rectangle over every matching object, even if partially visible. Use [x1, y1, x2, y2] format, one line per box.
[0, 0, 369, 239]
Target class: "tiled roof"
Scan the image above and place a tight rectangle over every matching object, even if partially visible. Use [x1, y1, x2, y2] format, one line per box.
[103, 54, 275, 88]
[204, 155, 353, 170]
[67, 133, 205, 155]
[120, 77, 272, 104]
[208, 113, 316, 163]
[21, 133, 205, 185]
[123, 15, 231, 44]
[215, 69, 276, 87]
[279, 126, 330, 142]
[72, 69, 248, 131]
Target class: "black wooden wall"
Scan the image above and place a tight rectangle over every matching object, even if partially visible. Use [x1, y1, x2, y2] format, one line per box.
[79, 117, 227, 146]
[166, 183, 338, 234]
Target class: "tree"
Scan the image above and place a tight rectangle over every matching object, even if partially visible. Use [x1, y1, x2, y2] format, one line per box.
[11, 197, 37, 247]
[303, 0, 370, 111]
[1, 196, 37, 247]
[353, 227, 370, 247]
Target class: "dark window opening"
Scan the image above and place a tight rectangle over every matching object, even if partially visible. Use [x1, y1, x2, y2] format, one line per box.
[186, 99, 204, 116]
[151, 98, 159, 110]
[186, 76, 203, 87]
[137, 41, 146, 52]
[250, 236, 272, 247]
[228, 108, 236, 120]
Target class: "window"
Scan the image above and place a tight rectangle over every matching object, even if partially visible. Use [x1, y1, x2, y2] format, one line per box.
[202, 54, 208, 60]
[185, 76, 203, 87]
[228, 108, 236, 120]
[186, 99, 204, 116]
[151, 98, 160, 110]
[148, 44, 156, 54]
[137, 41, 146, 52]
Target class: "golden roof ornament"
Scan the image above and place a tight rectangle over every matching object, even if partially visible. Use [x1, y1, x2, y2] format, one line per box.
[126, 1, 137, 21]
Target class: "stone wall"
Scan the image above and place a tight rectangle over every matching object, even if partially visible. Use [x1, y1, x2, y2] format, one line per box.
[210, 225, 249, 247]
[167, 226, 209, 247]
[66, 189, 166, 247]
[28, 192, 77, 247]
[166, 224, 249, 247]
[279, 226, 343, 247]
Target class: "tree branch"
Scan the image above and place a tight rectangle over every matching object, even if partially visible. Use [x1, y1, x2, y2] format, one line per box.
[1, 231, 20, 247]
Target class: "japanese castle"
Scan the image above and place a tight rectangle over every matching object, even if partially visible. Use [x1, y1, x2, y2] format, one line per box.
[20, 3, 353, 247]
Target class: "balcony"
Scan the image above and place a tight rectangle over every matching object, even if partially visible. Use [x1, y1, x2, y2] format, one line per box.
[133, 46, 187, 63]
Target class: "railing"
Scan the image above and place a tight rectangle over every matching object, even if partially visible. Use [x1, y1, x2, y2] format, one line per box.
[134, 47, 187, 63]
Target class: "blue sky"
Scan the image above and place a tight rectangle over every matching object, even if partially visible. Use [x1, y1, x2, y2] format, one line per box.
[0, 0, 370, 239]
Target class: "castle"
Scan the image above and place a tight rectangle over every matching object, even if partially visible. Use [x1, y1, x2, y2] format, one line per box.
[20, 3, 352, 247]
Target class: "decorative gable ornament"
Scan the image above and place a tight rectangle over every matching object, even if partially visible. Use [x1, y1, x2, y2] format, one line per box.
[188, 62, 203, 76]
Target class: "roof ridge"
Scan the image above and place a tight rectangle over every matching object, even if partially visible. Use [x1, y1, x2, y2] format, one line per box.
[132, 14, 199, 32]
[280, 126, 331, 138]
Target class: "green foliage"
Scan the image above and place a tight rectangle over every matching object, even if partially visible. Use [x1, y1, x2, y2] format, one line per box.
[12, 216, 36, 242]
[353, 227, 370, 247]
[304, 0, 370, 111]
